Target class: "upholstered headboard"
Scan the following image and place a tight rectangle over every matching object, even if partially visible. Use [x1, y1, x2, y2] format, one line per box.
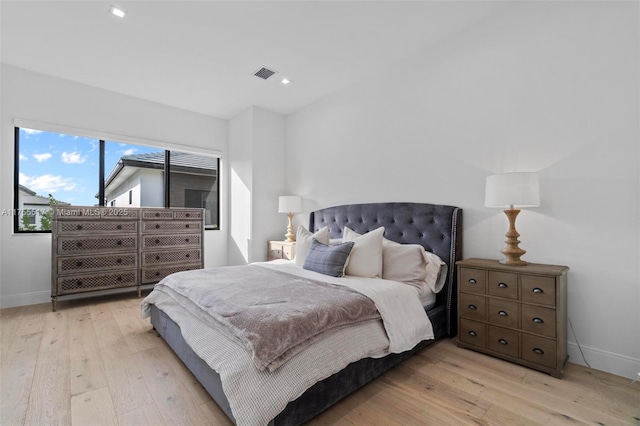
[309, 202, 462, 336]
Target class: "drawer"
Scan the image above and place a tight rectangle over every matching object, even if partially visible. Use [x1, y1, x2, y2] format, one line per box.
[459, 293, 486, 321]
[57, 220, 137, 235]
[282, 244, 295, 260]
[141, 264, 202, 284]
[142, 249, 202, 266]
[57, 270, 137, 294]
[459, 319, 486, 348]
[58, 253, 138, 274]
[521, 275, 556, 306]
[142, 221, 202, 234]
[460, 267, 486, 294]
[522, 334, 557, 369]
[141, 209, 202, 220]
[521, 305, 556, 337]
[487, 271, 518, 299]
[488, 326, 519, 358]
[58, 236, 137, 254]
[141, 233, 201, 250]
[488, 298, 519, 328]
[268, 246, 283, 260]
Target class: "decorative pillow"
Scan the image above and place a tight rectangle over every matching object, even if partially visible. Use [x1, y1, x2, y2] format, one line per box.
[303, 239, 354, 277]
[423, 250, 447, 293]
[342, 226, 385, 278]
[294, 226, 330, 267]
[383, 237, 447, 294]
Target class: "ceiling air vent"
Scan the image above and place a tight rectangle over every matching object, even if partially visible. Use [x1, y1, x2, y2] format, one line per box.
[254, 66, 277, 80]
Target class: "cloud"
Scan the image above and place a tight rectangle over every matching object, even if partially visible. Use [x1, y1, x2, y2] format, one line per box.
[19, 173, 77, 194]
[61, 151, 87, 164]
[22, 128, 43, 135]
[122, 148, 137, 156]
[33, 153, 52, 162]
[19, 154, 28, 161]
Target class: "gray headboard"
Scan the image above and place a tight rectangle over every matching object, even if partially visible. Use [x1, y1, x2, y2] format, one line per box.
[309, 202, 462, 336]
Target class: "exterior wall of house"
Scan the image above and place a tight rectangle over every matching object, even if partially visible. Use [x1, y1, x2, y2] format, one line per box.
[169, 172, 218, 227]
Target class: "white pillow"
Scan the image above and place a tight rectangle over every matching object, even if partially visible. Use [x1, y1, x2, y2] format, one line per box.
[382, 238, 446, 294]
[342, 226, 385, 278]
[294, 226, 330, 267]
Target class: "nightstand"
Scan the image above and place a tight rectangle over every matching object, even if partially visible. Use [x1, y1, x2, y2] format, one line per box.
[456, 258, 569, 378]
[267, 241, 296, 261]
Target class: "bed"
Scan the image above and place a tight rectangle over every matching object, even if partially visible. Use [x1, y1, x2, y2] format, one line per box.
[144, 202, 462, 425]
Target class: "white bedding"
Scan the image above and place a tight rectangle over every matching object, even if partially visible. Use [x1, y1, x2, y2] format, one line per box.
[141, 262, 435, 425]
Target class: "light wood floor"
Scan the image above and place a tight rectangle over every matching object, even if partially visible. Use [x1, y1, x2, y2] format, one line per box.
[1, 292, 638, 426]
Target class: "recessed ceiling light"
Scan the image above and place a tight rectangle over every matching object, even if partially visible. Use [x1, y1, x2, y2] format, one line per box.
[109, 5, 126, 18]
[281, 78, 291, 85]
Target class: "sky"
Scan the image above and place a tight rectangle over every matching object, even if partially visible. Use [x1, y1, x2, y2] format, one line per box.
[18, 128, 162, 206]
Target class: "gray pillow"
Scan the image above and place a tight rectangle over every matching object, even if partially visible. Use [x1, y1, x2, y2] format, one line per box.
[303, 239, 354, 277]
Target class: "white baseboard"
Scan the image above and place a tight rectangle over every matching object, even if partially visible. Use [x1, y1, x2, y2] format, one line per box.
[0, 290, 50, 309]
[568, 341, 640, 380]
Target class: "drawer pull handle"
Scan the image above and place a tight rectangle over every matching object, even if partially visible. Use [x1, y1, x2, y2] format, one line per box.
[155, 272, 161, 277]
[117, 258, 122, 264]
[155, 255, 160, 260]
[116, 276, 122, 282]
[117, 225, 122, 230]
[185, 253, 190, 258]
[77, 242, 83, 248]
[498, 310, 508, 317]
[468, 278, 477, 284]
[498, 339, 508, 345]
[533, 348, 545, 355]
[76, 280, 83, 286]
[186, 213, 190, 217]
[76, 225, 83, 230]
[76, 261, 83, 267]
[155, 224, 160, 229]
[117, 240, 122, 246]
[468, 331, 477, 337]
[185, 238, 190, 242]
[155, 213, 160, 217]
[498, 282, 508, 288]
[532, 288, 544, 294]
[532, 317, 544, 324]
[185, 224, 190, 228]
[468, 304, 477, 310]
[155, 239, 160, 244]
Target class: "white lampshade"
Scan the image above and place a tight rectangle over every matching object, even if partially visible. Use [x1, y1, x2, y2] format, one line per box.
[278, 195, 302, 213]
[485, 172, 540, 208]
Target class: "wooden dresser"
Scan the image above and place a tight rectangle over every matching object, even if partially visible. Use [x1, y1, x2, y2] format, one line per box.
[456, 258, 569, 378]
[267, 241, 296, 261]
[51, 206, 204, 311]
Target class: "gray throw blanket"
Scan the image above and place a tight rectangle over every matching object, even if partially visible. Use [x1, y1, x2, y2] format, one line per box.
[153, 265, 381, 371]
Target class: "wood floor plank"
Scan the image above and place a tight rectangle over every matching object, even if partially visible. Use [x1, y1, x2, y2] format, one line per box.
[69, 312, 108, 396]
[24, 345, 70, 425]
[38, 309, 69, 354]
[0, 305, 26, 361]
[90, 302, 126, 349]
[15, 303, 48, 337]
[118, 401, 167, 426]
[70, 386, 118, 426]
[133, 347, 214, 425]
[0, 330, 42, 425]
[110, 299, 160, 354]
[100, 341, 154, 415]
[198, 400, 236, 426]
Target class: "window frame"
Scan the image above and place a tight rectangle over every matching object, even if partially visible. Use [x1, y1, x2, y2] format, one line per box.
[13, 126, 221, 233]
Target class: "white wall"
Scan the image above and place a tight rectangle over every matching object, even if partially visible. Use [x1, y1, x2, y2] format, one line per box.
[228, 106, 286, 265]
[0, 64, 229, 307]
[285, 2, 639, 378]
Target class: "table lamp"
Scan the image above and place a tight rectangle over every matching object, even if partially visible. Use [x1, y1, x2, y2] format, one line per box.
[485, 172, 540, 266]
[278, 195, 302, 242]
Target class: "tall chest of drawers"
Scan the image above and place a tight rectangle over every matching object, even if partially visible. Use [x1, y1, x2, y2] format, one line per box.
[456, 258, 569, 378]
[51, 206, 204, 311]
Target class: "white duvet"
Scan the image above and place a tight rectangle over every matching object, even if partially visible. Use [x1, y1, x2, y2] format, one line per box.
[141, 262, 434, 426]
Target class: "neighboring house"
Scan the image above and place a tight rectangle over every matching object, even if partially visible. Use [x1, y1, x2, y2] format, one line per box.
[17, 184, 69, 230]
[103, 151, 218, 228]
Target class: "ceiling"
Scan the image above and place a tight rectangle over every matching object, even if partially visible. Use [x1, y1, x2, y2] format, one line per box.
[1, 1, 508, 119]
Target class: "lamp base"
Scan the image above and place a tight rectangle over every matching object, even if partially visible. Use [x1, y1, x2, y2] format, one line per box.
[284, 212, 296, 242]
[500, 208, 528, 266]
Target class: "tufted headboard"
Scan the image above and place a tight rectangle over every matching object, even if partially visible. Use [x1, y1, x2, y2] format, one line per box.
[309, 202, 463, 336]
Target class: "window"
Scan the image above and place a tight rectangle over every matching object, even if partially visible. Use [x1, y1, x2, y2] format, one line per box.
[14, 126, 220, 232]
